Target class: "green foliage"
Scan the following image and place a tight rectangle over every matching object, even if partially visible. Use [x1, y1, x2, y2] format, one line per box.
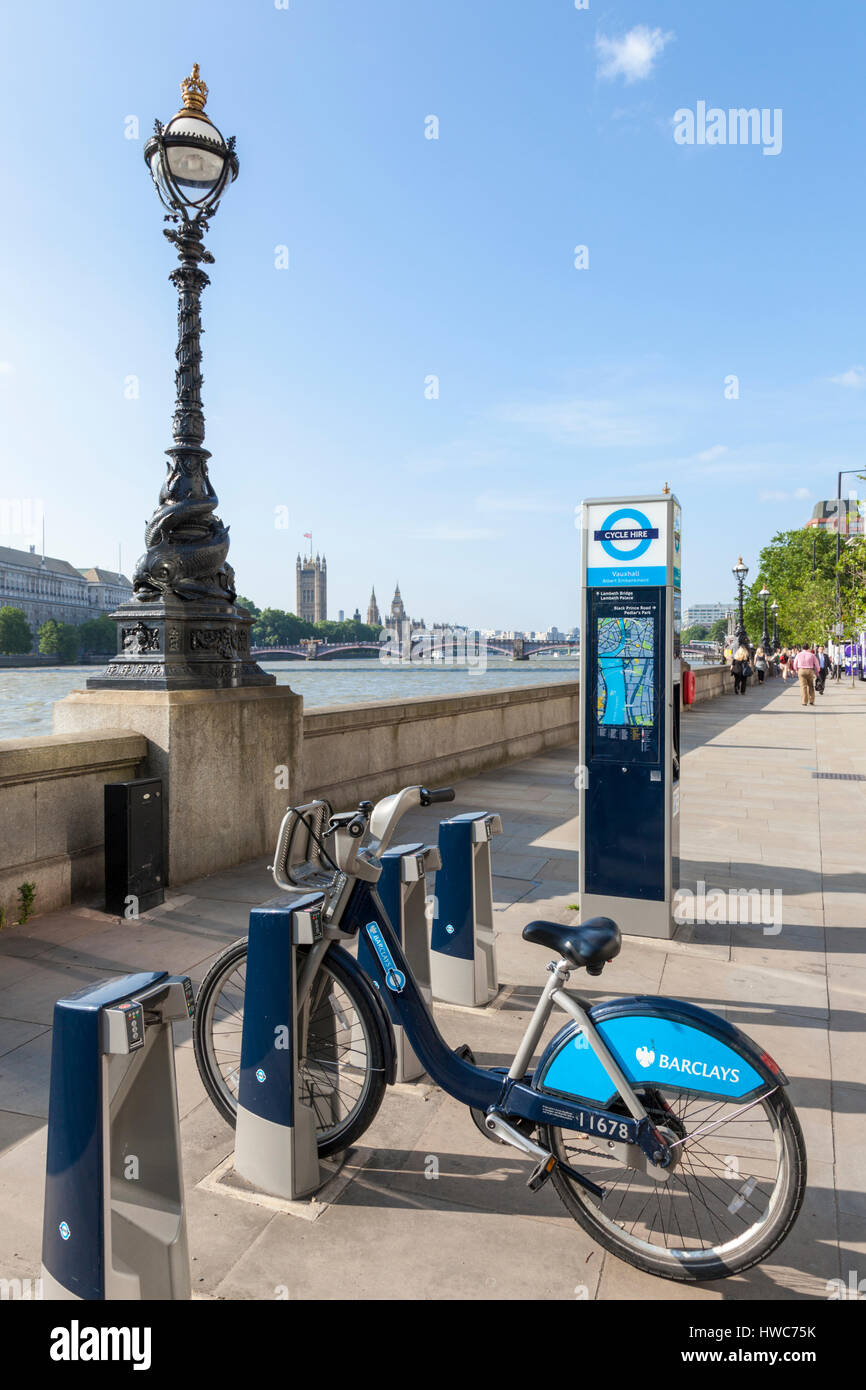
[681, 623, 709, 643]
[17, 882, 36, 925]
[708, 617, 729, 643]
[252, 609, 314, 647]
[235, 595, 261, 619]
[37, 619, 80, 662]
[0, 606, 33, 654]
[250, 609, 384, 649]
[742, 527, 854, 646]
[76, 615, 116, 654]
[838, 536, 866, 631]
[315, 618, 382, 645]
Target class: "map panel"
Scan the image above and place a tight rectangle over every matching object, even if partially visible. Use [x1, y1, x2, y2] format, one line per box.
[596, 616, 655, 727]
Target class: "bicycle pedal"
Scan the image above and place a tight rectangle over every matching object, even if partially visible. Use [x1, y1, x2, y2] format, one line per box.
[526, 1154, 558, 1192]
[455, 1043, 475, 1064]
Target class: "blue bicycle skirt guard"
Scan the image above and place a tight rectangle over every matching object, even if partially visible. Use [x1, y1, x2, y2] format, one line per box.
[536, 997, 786, 1106]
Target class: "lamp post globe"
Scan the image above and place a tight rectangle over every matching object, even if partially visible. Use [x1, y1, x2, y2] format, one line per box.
[733, 557, 749, 651]
[144, 65, 238, 219]
[758, 586, 770, 654]
[89, 66, 273, 691]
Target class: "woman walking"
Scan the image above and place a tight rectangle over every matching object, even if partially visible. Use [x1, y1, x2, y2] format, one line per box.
[754, 646, 768, 684]
[780, 646, 790, 680]
[730, 645, 750, 695]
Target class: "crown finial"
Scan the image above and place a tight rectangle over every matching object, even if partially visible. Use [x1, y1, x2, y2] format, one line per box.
[181, 63, 208, 113]
[662, 481, 670, 494]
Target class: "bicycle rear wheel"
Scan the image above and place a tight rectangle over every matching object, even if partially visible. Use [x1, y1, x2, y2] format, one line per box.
[193, 938, 387, 1157]
[543, 1083, 806, 1281]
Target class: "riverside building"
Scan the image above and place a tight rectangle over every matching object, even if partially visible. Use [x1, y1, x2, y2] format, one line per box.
[0, 545, 132, 632]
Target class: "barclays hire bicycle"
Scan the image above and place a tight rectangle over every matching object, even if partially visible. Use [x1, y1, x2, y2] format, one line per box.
[194, 785, 807, 1283]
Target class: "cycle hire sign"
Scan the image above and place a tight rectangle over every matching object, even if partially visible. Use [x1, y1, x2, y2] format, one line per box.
[586, 501, 669, 588]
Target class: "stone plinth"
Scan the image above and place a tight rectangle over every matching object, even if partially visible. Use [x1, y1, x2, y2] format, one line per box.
[53, 686, 302, 886]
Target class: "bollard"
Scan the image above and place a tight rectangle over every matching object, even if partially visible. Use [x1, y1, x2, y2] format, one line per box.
[42, 971, 194, 1300]
[358, 841, 440, 1081]
[430, 812, 501, 1006]
[234, 893, 327, 1201]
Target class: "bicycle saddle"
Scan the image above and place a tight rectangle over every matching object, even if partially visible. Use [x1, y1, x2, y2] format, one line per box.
[522, 917, 621, 974]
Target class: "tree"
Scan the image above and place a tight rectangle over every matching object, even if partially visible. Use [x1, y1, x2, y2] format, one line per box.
[77, 615, 116, 654]
[743, 528, 840, 647]
[838, 535, 866, 632]
[235, 595, 260, 619]
[681, 623, 709, 644]
[37, 620, 80, 663]
[252, 609, 315, 647]
[0, 606, 33, 654]
[708, 617, 729, 643]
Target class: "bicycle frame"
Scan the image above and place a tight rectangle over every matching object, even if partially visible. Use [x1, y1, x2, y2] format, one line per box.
[324, 879, 670, 1170]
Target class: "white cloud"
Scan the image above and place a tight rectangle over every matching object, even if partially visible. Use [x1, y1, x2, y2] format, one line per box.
[694, 444, 728, 463]
[758, 487, 811, 501]
[497, 398, 649, 446]
[408, 444, 502, 477]
[596, 26, 673, 84]
[411, 523, 499, 542]
[830, 365, 866, 389]
[475, 491, 570, 515]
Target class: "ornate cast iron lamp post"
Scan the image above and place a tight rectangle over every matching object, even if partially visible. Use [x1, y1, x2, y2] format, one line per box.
[732, 556, 749, 651]
[90, 66, 273, 690]
[758, 586, 770, 653]
[770, 599, 779, 653]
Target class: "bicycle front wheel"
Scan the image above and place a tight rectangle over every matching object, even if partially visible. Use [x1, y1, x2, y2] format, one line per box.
[193, 938, 387, 1157]
[543, 1083, 806, 1282]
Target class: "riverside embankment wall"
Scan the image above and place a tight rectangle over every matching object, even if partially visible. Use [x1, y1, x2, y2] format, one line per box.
[0, 667, 728, 917]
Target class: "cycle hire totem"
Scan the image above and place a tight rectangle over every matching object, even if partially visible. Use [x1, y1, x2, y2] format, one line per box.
[194, 785, 806, 1283]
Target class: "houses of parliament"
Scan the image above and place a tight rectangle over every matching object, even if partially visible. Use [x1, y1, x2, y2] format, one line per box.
[295, 552, 423, 634]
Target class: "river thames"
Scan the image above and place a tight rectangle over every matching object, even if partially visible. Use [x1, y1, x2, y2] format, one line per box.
[0, 657, 580, 741]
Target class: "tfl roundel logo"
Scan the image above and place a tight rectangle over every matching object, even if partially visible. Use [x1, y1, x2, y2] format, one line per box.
[594, 508, 659, 561]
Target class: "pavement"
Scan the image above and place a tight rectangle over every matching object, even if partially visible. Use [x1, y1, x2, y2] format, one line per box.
[0, 673, 864, 1300]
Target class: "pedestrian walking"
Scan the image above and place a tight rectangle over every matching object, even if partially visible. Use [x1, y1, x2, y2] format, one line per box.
[793, 643, 820, 706]
[816, 645, 830, 695]
[780, 647, 790, 681]
[754, 646, 768, 684]
[831, 639, 843, 681]
[730, 645, 750, 695]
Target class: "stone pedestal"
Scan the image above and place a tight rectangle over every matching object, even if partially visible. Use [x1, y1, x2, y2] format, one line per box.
[85, 599, 275, 691]
[53, 686, 303, 887]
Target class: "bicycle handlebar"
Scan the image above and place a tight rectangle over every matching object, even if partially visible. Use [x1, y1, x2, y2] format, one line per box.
[420, 787, 455, 806]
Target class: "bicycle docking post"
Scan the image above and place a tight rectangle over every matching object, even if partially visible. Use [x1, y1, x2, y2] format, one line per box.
[234, 894, 325, 1201]
[431, 812, 502, 1006]
[41, 971, 195, 1300]
[359, 842, 440, 1081]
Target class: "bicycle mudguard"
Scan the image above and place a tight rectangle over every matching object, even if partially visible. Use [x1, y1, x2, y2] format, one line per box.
[328, 944, 397, 1086]
[534, 995, 787, 1106]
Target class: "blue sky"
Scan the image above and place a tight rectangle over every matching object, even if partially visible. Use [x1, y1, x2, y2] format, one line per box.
[1, 0, 864, 630]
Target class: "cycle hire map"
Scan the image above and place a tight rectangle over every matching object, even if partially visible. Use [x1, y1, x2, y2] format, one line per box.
[596, 616, 655, 727]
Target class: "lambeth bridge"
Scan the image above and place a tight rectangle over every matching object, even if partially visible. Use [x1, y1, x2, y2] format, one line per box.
[250, 636, 582, 661]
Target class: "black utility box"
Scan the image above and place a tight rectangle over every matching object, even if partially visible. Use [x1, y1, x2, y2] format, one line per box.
[104, 778, 165, 916]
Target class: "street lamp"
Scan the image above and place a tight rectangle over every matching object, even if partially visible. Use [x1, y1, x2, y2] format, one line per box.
[732, 556, 749, 650]
[770, 599, 779, 653]
[758, 587, 770, 653]
[90, 65, 273, 690]
[834, 469, 863, 639]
